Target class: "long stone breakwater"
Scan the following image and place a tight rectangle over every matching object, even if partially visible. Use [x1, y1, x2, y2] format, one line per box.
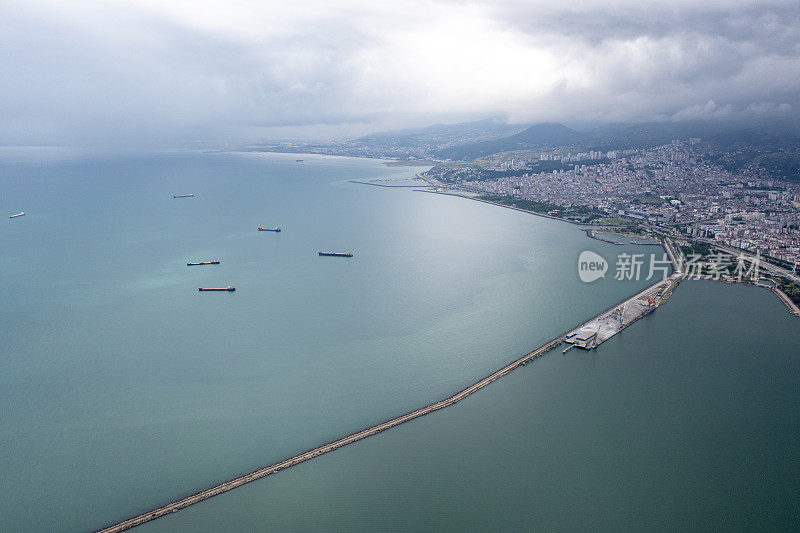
[98, 335, 566, 532]
[99, 239, 684, 532]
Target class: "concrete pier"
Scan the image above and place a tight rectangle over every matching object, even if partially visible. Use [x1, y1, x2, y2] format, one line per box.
[565, 274, 681, 349]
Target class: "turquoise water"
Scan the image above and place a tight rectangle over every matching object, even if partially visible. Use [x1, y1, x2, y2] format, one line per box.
[145, 280, 800, 532]
[1, 152, 797, 531]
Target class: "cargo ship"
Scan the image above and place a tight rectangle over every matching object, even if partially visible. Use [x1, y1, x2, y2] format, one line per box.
[319, 251, 353, 257]
[9, 212, 25, 219]
[198, 286, 235, 291]
[187, 260, 220, 266]
[173, 194, 194, 198]
[258, 227, 281, 232]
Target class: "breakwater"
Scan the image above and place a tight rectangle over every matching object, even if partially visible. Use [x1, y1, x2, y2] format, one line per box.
[349, 179, 430, 188]
[585, 229, 624, 245]
[98, 335, 565, 532]
[99, 237, 682, 532]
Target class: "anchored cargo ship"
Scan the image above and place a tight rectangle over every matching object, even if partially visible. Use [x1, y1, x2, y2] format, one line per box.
[319, 251, 353, 257]
[173, 194, 194, 198]
[198, 286, 235, 291]
[258, 227, 281, 232]
[9, 212, 25, 218]
[187, 260, 220, 266]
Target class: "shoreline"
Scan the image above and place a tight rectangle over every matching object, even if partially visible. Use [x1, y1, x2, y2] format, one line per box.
[237, 149, 436, 169]
[98, 177, 790, 532]
[415, 188, 586, 225]
[772, 286, 800, 315]
[409, 183, 799, 314]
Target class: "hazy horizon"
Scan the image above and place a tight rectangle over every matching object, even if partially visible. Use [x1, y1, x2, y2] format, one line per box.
[2, 0, 799, 148]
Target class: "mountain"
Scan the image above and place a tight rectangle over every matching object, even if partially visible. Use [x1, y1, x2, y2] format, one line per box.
[589, 119, 800, 149]
[706, 127, 800, 148]
[434, 123, 585, 160]
[355, 117, 527, 150]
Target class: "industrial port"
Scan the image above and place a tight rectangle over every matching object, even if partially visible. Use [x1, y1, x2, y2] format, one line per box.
[565, 274, 681, 349]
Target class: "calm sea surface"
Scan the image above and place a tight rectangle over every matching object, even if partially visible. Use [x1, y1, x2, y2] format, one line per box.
[1, 152, 798, 531]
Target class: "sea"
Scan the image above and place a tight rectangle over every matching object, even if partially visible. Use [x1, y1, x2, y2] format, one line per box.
[1, 151, 798, 531]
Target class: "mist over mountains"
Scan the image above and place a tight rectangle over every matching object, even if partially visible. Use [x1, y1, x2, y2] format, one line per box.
[434, 123, 585, 159]
[349, 117, 800, 161]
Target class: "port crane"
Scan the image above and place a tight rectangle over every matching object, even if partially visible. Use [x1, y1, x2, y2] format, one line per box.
[618, 301, 627, 329]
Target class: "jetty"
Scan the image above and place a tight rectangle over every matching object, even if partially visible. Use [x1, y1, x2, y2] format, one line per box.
[98, 241, 684, 532]
[585, 229, 624, 245]
[349, 179, 429, 188]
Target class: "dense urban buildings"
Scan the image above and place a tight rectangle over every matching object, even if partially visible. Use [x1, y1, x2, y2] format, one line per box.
[423, 140, 800, 265]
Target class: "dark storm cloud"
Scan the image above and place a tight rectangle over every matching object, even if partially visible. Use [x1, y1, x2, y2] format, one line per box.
[1, 0, 798, 147]
[0, 1, 387, 146]
[488, 1, 800, 123]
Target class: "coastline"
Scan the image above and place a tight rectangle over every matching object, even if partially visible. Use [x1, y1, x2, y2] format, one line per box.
[415, 188, 585, 225]
[408, 180, 800, 315]
[236, 149, 435, 170]
[773, 286, 800, 315]
[383, 160, 435, 167]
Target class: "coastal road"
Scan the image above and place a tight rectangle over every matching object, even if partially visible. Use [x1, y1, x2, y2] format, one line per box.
[701, 241, 800, 285]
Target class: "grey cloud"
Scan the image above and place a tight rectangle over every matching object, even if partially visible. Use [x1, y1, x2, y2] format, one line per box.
[487, 1, 800, 123]
[497, 1, 799, 52]
[1, 0, 799, 147]
[0, 1, 388, 145]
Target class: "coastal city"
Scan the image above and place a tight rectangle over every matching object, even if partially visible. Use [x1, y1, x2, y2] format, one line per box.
[422, 140, 800, 267]
[5, 1, 800, 531]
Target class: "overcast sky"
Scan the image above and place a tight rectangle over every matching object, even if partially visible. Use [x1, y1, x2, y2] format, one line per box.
[1, 0, 799, 147]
